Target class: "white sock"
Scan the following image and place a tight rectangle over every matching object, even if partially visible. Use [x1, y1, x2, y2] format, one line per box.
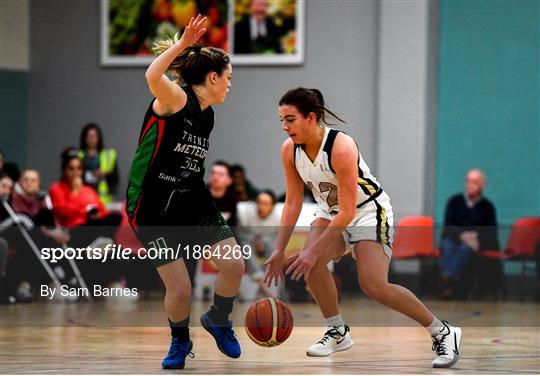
[325, 314, 344, 328]
[426, 317, 445, 336]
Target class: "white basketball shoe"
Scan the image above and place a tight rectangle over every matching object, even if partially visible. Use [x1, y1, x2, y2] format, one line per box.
[431, 321, 462, 368]
[306, 325, 354, 357]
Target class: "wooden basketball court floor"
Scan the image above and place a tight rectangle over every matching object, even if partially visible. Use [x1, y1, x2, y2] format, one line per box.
[1, 298, 539, 374]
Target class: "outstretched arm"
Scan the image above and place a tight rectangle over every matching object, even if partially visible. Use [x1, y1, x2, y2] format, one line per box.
[263, 139, 305, 287]
[286, 133, 359, 281]
[145, 15, 207, 114]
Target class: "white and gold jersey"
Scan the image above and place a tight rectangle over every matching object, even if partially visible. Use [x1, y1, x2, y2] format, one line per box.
[293, 127, 394, 253]
[294, 127, 384, 213]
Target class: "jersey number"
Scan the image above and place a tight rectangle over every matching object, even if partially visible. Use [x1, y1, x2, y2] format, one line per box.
[180, 157, 200, 173]
[308, 181, 339, 207]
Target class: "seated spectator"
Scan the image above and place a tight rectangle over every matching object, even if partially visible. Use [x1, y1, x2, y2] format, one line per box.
[49, 148, 123, 290]
[7, 170, 70, 302]
[0, 173, 14, 230]
[12, 169, 70, 244]
[185, 160, 239, 289]
[79, 123, 119, 204]
[0, 173, 34, 303]
[12, 170, 54, 225]
[0, 173, 13, 219]
[239, 189, 281, 229]
[230, 164, 258, 201]
[439, 169, 499, 299]
[11, 170, 45, 218]
[208, 160, 239, 226]
[238, 190, 281, 298]
[0, 149, 20, 182]
[49, 148, 121, 229]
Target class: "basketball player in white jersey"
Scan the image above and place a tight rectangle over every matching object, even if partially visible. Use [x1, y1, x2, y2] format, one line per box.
[264, 88, 462, 368]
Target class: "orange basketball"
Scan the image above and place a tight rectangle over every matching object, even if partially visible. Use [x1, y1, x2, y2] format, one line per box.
[245, 298, 293, 347]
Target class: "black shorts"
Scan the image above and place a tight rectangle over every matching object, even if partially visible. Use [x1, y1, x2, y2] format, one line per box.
[129, 187, 235, 267]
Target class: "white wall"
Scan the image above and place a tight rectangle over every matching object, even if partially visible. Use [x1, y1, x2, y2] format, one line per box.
[376, 0, 437, 219]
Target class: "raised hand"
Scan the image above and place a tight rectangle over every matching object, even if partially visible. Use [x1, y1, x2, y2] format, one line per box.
[179, 14, 207, 45]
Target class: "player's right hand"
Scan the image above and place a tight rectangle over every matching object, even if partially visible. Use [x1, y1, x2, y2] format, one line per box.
[263, 250, 285, 287]
[179, 14, 207, 46]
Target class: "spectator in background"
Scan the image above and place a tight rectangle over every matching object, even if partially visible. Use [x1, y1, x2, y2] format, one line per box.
[239, 190, 281, 229]
[12, 169, 69, 244]
[0, 172, 35, 303]
[0, 173, 14, 220]
[12, 170, 53, 225]
[79, 123, 119, 204]
[186, 159, 239, 290]
[439, 169, 499, 299]
[208, 160, 239, 226]
[0, 149, 20, 182]
[11, 170, 46, 219]
[49, 148, 122, 288]
[7, 170, 70, 302]
[230, 164, 258, 201]
[49, 148, 121, 229]
[238, 190, 281, 298]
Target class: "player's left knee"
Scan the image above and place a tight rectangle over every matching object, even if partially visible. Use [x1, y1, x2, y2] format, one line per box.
[359, 279, 388, 302]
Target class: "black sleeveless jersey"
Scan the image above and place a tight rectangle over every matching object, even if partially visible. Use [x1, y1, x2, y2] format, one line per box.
[126, 85, 214, 223]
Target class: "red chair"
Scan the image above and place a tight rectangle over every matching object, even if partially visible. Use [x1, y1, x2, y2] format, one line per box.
[391, 216, 439, 297]
[481, 217, 540, 260]
[506, 217, 540, 258]
[392, 216, 439, 259]
[480, 217, 540, 300]
[505, 217, 540, 300]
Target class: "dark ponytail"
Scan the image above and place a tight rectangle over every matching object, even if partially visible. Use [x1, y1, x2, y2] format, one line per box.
[153, 37, 230, 85]
[279, 87, 346, 125]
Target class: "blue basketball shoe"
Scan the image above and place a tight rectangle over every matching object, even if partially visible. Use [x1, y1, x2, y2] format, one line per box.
[162, 338, 194, 369]
[200, 311, 241, 358]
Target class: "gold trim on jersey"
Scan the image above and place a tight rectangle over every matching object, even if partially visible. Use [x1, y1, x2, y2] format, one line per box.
[380, 205, 388, 245]
[358, 177, 378, 196]
[374, 199, 390, 247]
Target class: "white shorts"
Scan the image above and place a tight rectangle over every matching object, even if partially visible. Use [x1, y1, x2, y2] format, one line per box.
[312, 191, 394, 260]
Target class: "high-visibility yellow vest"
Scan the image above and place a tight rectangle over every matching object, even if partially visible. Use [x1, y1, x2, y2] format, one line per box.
[79, 149, 117, 203]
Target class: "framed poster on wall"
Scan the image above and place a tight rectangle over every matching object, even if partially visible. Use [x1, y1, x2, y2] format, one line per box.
[100, 0, 304, 66]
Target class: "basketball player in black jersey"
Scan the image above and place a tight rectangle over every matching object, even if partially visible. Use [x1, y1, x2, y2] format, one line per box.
[126, 15, 243, 369]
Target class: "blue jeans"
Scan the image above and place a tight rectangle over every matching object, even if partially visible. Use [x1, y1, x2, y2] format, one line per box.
[440, 238, 475, 280]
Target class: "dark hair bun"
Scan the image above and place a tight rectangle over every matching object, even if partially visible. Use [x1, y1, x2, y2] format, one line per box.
[310, 88, 324, 105]
[279, 87, 346, 125]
